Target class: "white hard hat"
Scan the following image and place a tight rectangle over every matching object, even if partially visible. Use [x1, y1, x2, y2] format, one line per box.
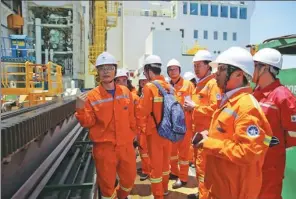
[139, 73, 147, 80]
[183, 71, 196, 81]
[95, 52, 117, 67]
[115, 69, 128, 79]
[253, 48, 283, 69]
[165, 77, 170, 82]
[167, 58, 181, 68]
[193, 50, 213, 62]
[122, 68, 129, 77]
[209, 46, 254, 78]
[144, 55, 162, 68]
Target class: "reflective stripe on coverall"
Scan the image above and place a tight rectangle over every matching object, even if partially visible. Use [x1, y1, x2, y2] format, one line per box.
[253, 79, 296, 199]
[134, 92, 151, 175]
[75, 84, 137, 199]
[138, 75, 172, 199]
[170, 77, 194, 182]
[203, 87, 273, 199]
[191, 74, 221, 199]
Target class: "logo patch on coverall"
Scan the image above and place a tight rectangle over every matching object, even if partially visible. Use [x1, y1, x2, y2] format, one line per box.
[246, 125, 260, 137]
[216, 93, 221, 100]
[291, 115, 296, 122]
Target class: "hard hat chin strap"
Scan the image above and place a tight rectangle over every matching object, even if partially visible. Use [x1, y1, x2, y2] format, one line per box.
[254, 64, 267, 86]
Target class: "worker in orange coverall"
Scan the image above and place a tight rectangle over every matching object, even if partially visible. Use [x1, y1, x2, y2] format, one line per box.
[136, 73, 151, 181]
[115, 68, 141, 159]
[183, 71, 198, 169]
[115, 69, 151, 181]
[252, 48, 296, 199]
[183, 50, 221, 199]
[166, 58, 194, 189]
[193, 47, 273, 199]
[183, 72, 197, 168]
[75, 52, 136, 199]
[137, 54, 172, 199]
[115, 68, 140, 112]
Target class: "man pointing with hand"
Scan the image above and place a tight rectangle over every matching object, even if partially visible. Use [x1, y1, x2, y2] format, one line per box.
[75, 52, 137, 199]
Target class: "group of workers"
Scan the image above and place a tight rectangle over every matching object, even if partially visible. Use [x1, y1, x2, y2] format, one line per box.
[75, 46, 296, 199]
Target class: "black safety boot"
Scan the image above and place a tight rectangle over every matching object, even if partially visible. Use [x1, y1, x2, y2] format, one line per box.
[139, 173, 149, 181]
[169, 173, 178, 180]
[172, 178, 187, 189]
[187, 193, 199, 199]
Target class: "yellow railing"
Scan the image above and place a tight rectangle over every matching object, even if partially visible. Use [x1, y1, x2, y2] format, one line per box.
[1, 62, 31, 95]
[1, 61, 63, 106]
[89, 1, 107, 75]
[88, 1, 119, 75]
[47, 62, 63, 96]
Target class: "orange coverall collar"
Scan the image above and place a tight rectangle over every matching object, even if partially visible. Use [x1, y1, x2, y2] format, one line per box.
[151, 75, 166, 81]
[220, 87, 252, 107]
[97, 83, 119, 97]
[227, 87, 253, 103]
[197, 74, 215, 87]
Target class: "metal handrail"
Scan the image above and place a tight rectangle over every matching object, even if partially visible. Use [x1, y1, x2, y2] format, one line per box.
[1, 61, 64, 106]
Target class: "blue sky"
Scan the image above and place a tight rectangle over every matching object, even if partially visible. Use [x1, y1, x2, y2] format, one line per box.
[250, 1, 296, 69]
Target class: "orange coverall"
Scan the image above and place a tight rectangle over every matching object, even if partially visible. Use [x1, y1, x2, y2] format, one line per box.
[137, 75, 172, 199]
[75, 84, 137, 199]
[191, 74, 221, 199]
[134, 92, 151, 175]
[253, 79, 296, 199]
[203, 87, 273, 199]
[170, 77, 194, 182]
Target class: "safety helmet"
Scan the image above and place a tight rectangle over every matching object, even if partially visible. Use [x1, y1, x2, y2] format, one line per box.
[209, 46, 254, 78]
[253, 48, 283, 69]
[121, 68, 129, 77]
[166, 58, 181, 68]
[115, 69, 128, 79]
[165, 77, 170, 82]
[139, 73, 147, 80]
[144, 55, 162, 68]
[95, 52, 117, 67]
[193, 50, 213, 62]
[183, 71, 196, 81]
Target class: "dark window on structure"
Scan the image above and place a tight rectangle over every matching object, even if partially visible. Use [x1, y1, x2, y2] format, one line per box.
[180, 29, 184, 38]
[190, 2, 198, 15]
[183, 2, 188, 14]
[221, 5, 228, 18]
[194, 30, 198, 39]
[240, 7, 247, 19]
[211, 5, 218, 17]
[201, 4, 208, 16]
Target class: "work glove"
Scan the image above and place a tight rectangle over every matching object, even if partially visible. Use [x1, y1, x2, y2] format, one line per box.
[269, 136, 280, 147]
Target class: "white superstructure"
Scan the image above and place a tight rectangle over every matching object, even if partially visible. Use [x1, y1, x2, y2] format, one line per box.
[107, 1, 255, 75]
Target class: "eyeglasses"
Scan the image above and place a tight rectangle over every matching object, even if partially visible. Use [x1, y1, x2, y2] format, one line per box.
[217, 64, 238, 74]
[167, 67, 179, 72]
[97, 65, 115, 71]
[217, 64, 228, 72]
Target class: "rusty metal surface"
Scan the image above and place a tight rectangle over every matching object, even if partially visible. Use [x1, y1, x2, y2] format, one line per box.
[1, 97, 76, 161]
